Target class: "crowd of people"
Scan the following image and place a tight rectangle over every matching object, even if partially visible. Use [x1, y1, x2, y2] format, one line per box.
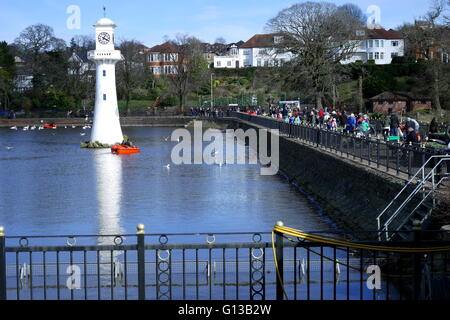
[187, 104, 447, 147]
[189, 107, 227, 118]
[244, 105, 443, 146]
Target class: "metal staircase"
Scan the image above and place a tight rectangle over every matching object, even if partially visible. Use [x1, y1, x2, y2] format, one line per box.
[377, 155, 450, 241]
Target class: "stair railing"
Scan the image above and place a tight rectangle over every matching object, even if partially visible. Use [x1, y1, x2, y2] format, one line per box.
[377, 155, 450, 240]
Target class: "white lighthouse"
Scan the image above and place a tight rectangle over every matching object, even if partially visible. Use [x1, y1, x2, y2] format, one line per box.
[88, 17, 124, 146]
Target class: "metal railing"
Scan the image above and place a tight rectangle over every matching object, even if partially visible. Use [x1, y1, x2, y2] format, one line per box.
[377, 155, 450, 241]
[229, 112, 448, 179]
[1, 224, 449, 300]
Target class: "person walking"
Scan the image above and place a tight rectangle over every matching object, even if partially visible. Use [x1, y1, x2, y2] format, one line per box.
[388, 108, 400, 137]
[429, 117, 438, 134]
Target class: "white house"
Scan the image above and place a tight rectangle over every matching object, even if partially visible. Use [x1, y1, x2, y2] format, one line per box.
[239, 34, 293, 67]
[214, 44, 243, 69]
[213, 34, 294, 69]
[213, 28, 404, 69]
[68, 52, 93, 75]
[341, 28, 405, 65]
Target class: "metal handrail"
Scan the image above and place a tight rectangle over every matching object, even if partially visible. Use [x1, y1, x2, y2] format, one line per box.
[377, 156, 450, 240]
[376, 155, 449, 226]
[393, 176, 448, 239]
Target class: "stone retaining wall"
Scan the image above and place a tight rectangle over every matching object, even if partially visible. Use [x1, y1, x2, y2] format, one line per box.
[230, 118, 407, 235]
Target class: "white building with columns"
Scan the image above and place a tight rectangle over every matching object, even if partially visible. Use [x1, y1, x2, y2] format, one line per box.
[87, 17, 124, 146]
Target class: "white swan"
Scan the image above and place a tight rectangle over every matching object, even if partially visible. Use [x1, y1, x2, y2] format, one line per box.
[10, 126, 17, 130]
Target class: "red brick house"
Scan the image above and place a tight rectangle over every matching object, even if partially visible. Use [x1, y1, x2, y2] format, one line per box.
[370, 92, 432, 113]
[144, 42, 181, 76]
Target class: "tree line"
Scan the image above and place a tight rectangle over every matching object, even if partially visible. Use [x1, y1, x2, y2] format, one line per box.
[0, 1, 449, 116]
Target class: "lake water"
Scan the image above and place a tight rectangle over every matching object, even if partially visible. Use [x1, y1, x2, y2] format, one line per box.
[0, 126, 400, 300]
[0, 126, 332, 237]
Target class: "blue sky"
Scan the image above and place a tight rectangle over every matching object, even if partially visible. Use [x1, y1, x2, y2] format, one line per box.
[0, 0, 433, 47]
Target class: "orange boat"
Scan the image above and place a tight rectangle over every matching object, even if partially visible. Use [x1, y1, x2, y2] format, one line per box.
[44, 124, 57, 129]
[111, 145, 140, 155]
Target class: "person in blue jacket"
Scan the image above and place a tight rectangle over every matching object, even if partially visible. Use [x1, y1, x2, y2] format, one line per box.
[344, 113, 356, 133]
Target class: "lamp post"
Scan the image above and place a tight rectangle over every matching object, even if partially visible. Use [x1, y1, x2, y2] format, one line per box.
[210, 73, 214, 108]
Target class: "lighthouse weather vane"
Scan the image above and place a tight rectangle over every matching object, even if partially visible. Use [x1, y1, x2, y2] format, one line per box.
[103, 5, 106, 17]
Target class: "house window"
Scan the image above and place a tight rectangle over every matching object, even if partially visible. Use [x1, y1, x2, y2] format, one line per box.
[380, 40, 384, 48]
[391, 52, 399, 58]
[380, 52, 384, 60]
[243, 49, 250, 55]
[442, 53, 449, 64]
[217, 61, 221, 67]
[375, 40, 379, 47]
[257, 59, 262, 67]
[103, 94, 106, 101]
[392, 41, 399, 47]
[375, 52, 380, 60]
[227, 61, 232, 67]
[274, 36, 283, 44]
[368, 40, 373, 48]
[368, 52, 374, 60]
[264, 60, 269, 67]
[103, 70, 106, 77]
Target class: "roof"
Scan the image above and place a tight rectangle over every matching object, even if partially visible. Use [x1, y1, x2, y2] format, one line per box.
[94, 18, 116, 27]
[366, 28, 402, 40]
[240, 33, 285, 48]
[147, 41, 178, 53]
[370, 91, 430, 101]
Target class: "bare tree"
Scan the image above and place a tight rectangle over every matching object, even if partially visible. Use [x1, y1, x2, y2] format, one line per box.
[400, 0, 449, 113]
[165, 35, 209, 111]
[14, 24, 66, 95]
[267, 2, 363, 109]
[14, 24, 65, 69]
[215, 37, 227, 45]
[117, 40, 147, 115]
[338, 3, 367, 24]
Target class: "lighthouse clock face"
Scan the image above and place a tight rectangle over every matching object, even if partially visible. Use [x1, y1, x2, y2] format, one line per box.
[98, 32, 111, 45]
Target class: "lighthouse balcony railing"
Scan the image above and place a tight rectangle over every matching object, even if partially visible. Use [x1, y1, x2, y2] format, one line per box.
[87, 50, 122, 61]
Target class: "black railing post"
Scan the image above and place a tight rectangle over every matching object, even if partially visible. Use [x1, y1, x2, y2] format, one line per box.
[376, 139, 380, 169]
[0, 226, 6, 300]
[275, 221, 285, 301]
[137, 224, 146, 300]
[413, 220, 422, 301]
[408, 143, 413, 179]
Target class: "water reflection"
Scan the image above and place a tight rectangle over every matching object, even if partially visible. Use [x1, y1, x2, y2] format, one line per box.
[93, 150, 123, 278]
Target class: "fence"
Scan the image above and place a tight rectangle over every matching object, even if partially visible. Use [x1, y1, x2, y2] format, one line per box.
[1, 224, 449, 301]
[230, 112, 449, 179]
